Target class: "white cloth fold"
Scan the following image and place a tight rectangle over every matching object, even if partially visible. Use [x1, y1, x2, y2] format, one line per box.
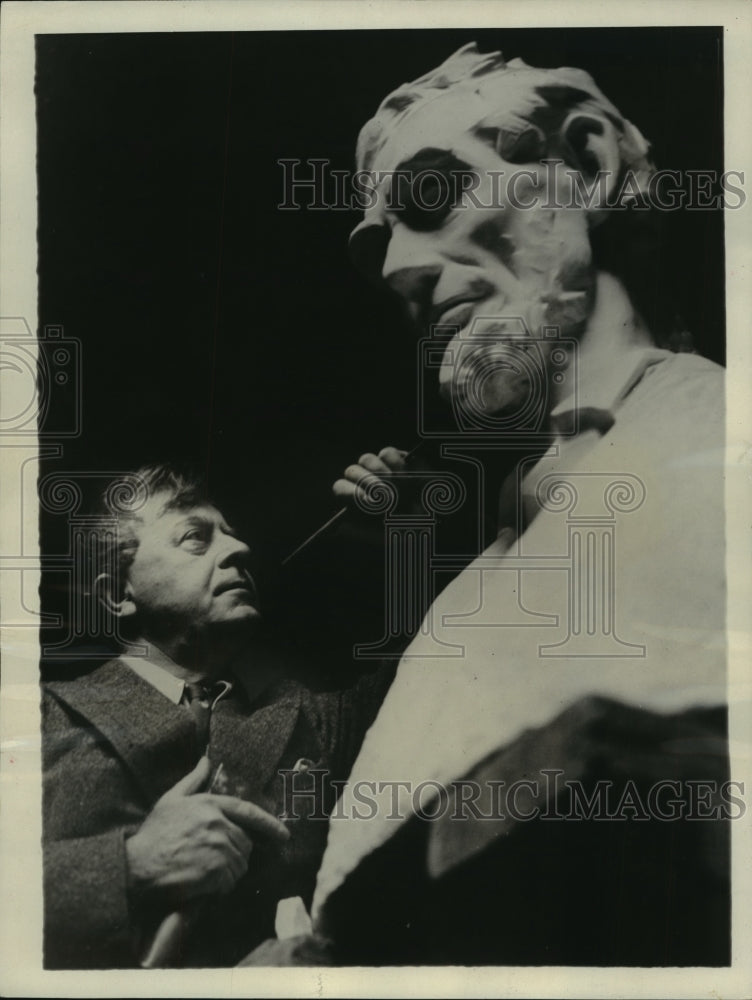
[312, 348, 726, 919]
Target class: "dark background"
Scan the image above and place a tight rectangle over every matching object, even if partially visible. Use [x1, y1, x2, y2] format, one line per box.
[36, 27, 725, 666]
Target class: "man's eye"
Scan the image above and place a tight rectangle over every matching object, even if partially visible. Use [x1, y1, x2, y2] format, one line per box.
[180, 529, 208, 547]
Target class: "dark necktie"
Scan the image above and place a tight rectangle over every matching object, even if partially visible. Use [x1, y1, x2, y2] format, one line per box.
[184, 680, 233, 749]
[184, 682, 212, 747]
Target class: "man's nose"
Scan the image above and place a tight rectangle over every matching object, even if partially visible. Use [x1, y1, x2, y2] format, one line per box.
[217, 535, 251, 567]
[381, 225, 443, 308]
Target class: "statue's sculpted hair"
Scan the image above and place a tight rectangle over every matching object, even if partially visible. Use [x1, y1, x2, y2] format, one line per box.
[356, 42, 655, 202]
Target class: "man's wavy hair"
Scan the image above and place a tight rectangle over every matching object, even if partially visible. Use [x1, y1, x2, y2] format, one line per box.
[357, 42, 693, 352]
[94, 463, 208, 595]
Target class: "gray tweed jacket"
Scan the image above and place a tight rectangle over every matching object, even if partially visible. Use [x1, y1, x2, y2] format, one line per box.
[42, 656, 392, 968]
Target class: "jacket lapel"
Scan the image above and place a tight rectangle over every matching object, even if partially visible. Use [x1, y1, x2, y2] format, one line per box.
[46, 662, 322, 813]
[210, 679, 311, 806]
[45, 658, 198, 804]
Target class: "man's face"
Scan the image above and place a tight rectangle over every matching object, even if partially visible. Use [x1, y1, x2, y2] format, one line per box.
[123, 492, 261, 645]
[350, 89, 595, 414]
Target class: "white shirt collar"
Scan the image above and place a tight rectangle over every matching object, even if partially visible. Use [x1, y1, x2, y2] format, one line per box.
[120, 644, 188, 704]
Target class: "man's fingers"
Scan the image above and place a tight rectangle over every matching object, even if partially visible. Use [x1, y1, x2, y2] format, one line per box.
[343, 463, 381, 485]
[378, 446, 408, 470]
[214, 865, 238, 896]
[333, 479, 377, 509]
[358, 453, 392, 475]
[220, 827, 252, 882]
[332, 479, 376, 510]
[332, 478, 357, 499]
[223, 819, 254, 861]
[163, 756, 211, 799]
[213, 796, 290, 843]
[335, 448, 409, 506]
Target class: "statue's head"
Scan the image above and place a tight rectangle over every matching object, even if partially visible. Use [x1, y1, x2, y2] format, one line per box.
[350, 43, 675, 414]
[355, 42, 653, 185]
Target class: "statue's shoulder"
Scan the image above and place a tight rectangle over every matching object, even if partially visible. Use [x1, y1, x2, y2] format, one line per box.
[668, 350, 724, 375]
[640, 350, 724, 416]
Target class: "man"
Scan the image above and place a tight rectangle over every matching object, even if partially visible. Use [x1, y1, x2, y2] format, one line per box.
[250, 42, 730, 965]
[42, 463, 393, 968]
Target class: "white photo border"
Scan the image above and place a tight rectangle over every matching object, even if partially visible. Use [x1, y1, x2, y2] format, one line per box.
[1, 1, 750, 997]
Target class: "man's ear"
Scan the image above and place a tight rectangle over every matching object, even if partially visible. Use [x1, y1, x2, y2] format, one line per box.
[560, 112, 622, 215]
[93, 572, 137, 621]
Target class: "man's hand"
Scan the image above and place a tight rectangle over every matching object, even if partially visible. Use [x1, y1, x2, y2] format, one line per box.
[332, 447, 408, 509]
[125, 756, 289, 906]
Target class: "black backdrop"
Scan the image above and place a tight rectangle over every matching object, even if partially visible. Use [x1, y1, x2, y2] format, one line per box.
[36, 27, 725, 666]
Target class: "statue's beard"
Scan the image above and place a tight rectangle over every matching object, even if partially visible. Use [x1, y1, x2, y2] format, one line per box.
[437, 286, 592, 425]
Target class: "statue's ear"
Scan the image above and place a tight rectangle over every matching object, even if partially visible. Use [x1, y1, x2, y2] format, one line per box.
[561, 112, 622, 213]
[93, 572, 136, 622]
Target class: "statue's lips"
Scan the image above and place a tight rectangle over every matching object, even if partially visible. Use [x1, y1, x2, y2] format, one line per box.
[432, 288, 591, 336]
[428, 284, 497, 329]
[431, 300, 479, 330]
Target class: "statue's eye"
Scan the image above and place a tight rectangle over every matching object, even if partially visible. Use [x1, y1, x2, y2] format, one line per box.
[390, 150, 476, 232]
